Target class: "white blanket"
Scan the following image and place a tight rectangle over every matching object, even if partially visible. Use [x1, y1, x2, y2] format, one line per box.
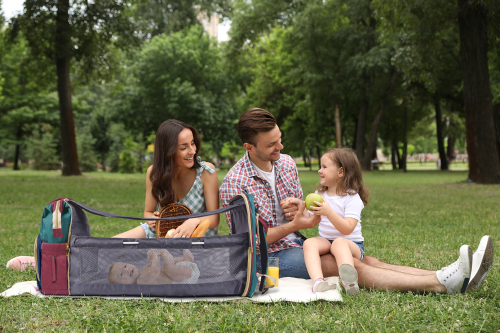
[1, 277, 342, 303]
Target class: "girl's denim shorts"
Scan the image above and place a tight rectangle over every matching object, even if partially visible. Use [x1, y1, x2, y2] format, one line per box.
[328, 239, 365, 260]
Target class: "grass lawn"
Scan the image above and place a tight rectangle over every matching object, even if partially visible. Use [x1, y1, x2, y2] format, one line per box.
[0, 168, 498, 332]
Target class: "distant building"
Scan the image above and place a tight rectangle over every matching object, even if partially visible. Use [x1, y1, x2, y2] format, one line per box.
[197, 12, 219, 39]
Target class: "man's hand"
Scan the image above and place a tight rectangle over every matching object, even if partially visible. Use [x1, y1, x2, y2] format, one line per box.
[281, 197, 301, 221]
[291, 201, 321, 229]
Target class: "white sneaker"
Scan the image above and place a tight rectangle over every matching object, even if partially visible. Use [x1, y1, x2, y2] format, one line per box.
[436, 245, 472, 294]
[339, 263, 360, 296]
[467, 235, 494, 291]
[312, 277, 336, 293]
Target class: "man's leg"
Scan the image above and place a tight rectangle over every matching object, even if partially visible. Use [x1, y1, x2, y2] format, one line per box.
[269, 248, 310, 279]
[354, 259, 446, 293]
[323, 248, 472, 294]
[361, 256, 435, 276]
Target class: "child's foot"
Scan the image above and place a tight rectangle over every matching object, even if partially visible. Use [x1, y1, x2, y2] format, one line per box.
[339, 263, 360, 295]
[182, 249, 194, 262]
[312, 277, 336, 293]
[6, 256, 36, 271]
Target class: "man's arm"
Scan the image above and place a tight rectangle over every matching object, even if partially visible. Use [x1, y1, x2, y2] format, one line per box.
[266, 201, 321, 244]
[219, 177, 241, 233]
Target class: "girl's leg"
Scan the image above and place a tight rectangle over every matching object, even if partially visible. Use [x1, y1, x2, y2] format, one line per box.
[330, 238, 362, 295]
[329, 238, 362, 267]
[304, 237, 334, 280]
[112, 225, 147, 238]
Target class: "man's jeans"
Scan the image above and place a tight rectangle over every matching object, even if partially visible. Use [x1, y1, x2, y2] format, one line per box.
[256, 239, 310, 279]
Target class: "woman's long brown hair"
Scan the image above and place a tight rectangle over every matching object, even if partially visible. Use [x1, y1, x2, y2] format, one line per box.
[150, 119, 202, 207]
[315, 148, 369, 205]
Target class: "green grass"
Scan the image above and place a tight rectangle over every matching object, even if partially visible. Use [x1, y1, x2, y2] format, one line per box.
[0, 168, 499, 332]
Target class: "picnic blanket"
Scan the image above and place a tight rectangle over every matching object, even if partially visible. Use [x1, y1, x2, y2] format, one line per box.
[1, 277, 342, 303]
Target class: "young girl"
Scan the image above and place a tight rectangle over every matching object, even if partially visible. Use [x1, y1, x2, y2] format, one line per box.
[303, 148, 369, 295]
[114, 119, 220, 238]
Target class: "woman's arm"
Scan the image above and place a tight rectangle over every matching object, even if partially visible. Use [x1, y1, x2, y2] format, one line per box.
[144, 166, 159, 227]
[170, 163, 220, 238]
[200, 162, 220, 229]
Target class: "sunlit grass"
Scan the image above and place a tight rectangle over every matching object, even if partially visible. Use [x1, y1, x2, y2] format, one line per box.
[0, 168, 498, 332]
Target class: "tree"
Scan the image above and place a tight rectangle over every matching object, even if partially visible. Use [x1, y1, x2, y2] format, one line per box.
[9, 0, 139, 175]
[0, 32, 59, 170]
[115, 25, 239, 156]
[457, 0, 500, 183]
[133, 0, 231, 39]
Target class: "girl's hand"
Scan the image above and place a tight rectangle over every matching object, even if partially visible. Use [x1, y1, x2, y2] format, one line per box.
[172, 218, 201, 238]
[309, 199, 333, 216]
[146, 211, 160, 229]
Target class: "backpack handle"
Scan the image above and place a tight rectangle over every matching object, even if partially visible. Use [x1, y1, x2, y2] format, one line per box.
[68, 200, 245, 221]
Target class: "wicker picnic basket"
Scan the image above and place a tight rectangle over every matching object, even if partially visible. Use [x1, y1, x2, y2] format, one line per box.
[155, 203, 193, 238]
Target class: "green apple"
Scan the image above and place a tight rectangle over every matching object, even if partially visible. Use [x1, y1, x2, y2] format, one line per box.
[305, 193, 324, 210]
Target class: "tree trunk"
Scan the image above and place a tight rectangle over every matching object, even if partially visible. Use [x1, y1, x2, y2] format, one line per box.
[402, 106, 407, 172]
[56, 0, 81, 176]
[434, 98, 449, 170]
[361, 105, 385, 170]
[354, 92, 368, 161]
[334, 104, 342, 148]
[316, 145, 321, 169]
[493, 103, 500, 159]
[447, 133, 456, 162]
[391, 141, 398, 170]
[13, 126, 22, 171]
[458, 0, 500, 183]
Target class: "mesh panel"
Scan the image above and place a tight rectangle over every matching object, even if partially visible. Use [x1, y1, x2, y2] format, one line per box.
[70, 235, 250, 296]
[77, 247, 247, 285]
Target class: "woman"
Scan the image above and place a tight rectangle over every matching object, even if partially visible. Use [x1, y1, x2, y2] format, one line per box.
[114, 119, 219, 238]
[6, 119, 219, 271]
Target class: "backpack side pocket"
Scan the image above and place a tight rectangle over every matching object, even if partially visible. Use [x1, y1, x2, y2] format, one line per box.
[40, 243, 69, 295]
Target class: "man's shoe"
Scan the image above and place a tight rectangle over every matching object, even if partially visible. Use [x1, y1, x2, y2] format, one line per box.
[339, 263, 360, 296]
[436, 245, 472, 294]
[6, 256, 36, 271]
[467, 235, 494, 291]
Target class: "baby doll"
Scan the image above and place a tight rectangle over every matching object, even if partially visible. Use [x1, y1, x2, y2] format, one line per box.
[108, 249, 199, 285]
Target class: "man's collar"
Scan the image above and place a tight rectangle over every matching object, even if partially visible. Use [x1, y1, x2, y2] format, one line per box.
[242, 152, 282, 177]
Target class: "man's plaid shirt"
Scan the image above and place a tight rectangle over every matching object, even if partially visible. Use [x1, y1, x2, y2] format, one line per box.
[219, 152, 304, 253]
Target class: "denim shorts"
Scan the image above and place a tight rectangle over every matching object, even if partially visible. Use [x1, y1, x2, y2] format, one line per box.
[328, 239, 365, 261]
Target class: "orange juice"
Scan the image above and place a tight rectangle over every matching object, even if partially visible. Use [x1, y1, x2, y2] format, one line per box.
[265, 266, 279, 287]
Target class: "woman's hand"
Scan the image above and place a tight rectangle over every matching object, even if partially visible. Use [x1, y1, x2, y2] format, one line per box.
[146, 211, 160, 229]
[171, 218, 201, 238]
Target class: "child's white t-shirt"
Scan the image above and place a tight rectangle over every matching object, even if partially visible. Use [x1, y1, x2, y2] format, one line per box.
[317, 191, 364, 242]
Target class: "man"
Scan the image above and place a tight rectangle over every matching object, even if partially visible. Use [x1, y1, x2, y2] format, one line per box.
[219, 107, 494, 294]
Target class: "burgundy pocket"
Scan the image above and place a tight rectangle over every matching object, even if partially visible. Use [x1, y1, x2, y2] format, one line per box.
[41, 243, 69, 295]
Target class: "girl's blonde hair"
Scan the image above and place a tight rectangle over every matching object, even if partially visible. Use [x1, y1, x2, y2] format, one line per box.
[315, 148, 369, 204]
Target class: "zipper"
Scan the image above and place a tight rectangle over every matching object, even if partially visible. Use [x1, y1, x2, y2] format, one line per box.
[240, 193, 254, 297]
[65, 199, 72, 295]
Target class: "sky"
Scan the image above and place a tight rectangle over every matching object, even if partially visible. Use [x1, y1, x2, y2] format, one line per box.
[1, 0, 230, 42]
